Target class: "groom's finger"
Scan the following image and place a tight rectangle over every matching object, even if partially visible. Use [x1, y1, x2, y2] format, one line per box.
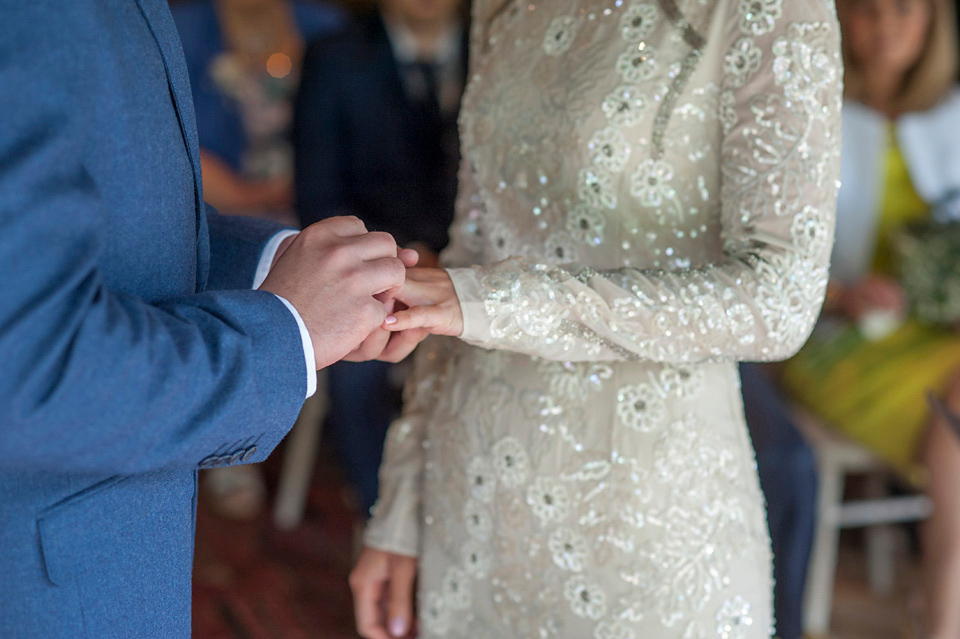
[363, 257, 408, 296]
[320, 215, 368, 237]
[376, 329, 429, 363]
[387, 558, 416, 638]
[342, 327, 391, 362]
[398, 248, 419, 268]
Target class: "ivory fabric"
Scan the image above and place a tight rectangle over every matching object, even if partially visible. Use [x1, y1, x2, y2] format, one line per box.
[366, 1, 842, 637]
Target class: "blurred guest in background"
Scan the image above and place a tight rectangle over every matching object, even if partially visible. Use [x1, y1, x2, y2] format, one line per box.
[173, 0, 343, 226]
[294, 0, 464, 261]
[783, 0, 960, 634]
[293, 0, 466, 515]
[741, 363, 817, 639]
[172, 0, 343, 520]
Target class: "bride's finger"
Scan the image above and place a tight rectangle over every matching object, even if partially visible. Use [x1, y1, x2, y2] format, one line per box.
[353, 576, 391, 639]
[390, 276, 452, 309]
[383, 305, 449, 333]
[387, 558, 416, 637]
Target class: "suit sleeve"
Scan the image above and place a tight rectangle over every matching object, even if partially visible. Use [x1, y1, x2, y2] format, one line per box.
[205, 207, 292, 290]
[294, 38, 349, 228]
[0, 11, 308, 475]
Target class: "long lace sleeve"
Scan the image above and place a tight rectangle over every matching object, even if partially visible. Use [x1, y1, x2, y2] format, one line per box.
[448, 0, 842, 364]
[362, 16, 492, 556]
[364, 168, 480, 556]
[363, 338, 451, 556]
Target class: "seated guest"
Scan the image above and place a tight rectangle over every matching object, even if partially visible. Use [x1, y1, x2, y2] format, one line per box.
[173, 0, 343, 226]
[172, 0, 343, 520]
[293, 0, 466, 514]
[740, 363, 817, 639]
[783, 0, 960, 634]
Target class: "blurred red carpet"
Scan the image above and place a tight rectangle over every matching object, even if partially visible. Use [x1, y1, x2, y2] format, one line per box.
[191, 440, 917, 639]
[192, 445, 361, 639]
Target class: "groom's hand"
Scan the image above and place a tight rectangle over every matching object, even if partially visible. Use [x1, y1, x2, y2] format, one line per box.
[342, 251, 420, 363]
[259, 216, 407, 370]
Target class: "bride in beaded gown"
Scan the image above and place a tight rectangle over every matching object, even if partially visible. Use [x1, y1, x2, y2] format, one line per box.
[352, 0, 842, 637]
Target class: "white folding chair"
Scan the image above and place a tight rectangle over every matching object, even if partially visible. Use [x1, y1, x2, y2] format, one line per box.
[794, 408, 932, 637]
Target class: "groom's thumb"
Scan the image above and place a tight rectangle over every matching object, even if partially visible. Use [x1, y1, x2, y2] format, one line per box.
[387, 557, 416, 637]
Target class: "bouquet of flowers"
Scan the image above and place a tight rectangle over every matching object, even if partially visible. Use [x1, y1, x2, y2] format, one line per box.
[896, 210, 960, 326]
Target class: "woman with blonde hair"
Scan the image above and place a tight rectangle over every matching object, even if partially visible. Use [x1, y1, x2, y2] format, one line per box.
[783, 0, 960, 635]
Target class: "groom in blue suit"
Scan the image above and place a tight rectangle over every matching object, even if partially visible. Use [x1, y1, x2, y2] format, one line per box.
[0, 1, 411, 637]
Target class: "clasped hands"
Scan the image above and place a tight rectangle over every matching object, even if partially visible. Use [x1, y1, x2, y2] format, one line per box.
[259, 216, 462, 370]
[346, 264, 464, 363]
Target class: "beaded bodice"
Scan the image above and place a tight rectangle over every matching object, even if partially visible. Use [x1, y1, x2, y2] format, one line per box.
[443, 0, 841, 364]
[365, 1, 842, 637]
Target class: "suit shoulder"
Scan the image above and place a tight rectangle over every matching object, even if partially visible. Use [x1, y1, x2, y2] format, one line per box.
[292, 0, 346, 41]
[169, 1, 219, 61]
[169, 0, 214, 22]
[303, 15, 384, 69]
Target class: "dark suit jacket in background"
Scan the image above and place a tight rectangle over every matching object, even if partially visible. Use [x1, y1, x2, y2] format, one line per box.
[0, 1, 308, 636]
[293, 14, 466, 253]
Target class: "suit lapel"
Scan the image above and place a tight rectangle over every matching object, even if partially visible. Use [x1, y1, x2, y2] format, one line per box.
[133, 0, 208, 291]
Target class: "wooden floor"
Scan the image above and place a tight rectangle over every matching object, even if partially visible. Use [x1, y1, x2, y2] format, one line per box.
[192, 445, 927, 639]
[828, 536, 925, 639]
[192, 449, 360, 639]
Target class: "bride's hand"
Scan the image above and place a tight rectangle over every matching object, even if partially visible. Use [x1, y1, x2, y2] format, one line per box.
[383, 268, 464, 336]
[350, 546, 418, 639]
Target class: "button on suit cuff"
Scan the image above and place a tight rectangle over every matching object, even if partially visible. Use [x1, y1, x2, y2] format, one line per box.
[253, 230, 299, 289]
[273, 295, 317, 399]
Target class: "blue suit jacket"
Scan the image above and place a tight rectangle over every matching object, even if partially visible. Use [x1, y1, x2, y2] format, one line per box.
[0, 1, 308, 636]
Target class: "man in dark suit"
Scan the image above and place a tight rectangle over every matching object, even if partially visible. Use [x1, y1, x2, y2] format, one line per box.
[293, 0, 466, 514]
[0, 1, 410, 636]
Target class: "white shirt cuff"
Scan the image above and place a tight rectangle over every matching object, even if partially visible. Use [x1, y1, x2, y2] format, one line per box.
[253, 230, 299, 290]
[253, 231, 316, 399]
[273, 295, 318, 399]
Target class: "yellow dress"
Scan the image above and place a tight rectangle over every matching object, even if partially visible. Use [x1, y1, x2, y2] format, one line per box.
[784, 126, 960, 481]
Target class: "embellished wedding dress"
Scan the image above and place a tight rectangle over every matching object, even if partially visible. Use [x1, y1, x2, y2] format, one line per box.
[364, 0, 841, 637]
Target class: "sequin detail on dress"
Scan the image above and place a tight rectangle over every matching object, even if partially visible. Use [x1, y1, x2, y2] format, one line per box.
[366, 0, 841, 637]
